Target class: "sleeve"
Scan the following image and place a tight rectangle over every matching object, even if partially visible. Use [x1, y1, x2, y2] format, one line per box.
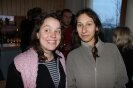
[66, 53, 76, 88]
[114, 46, 128, 88]
[5, 62, 24, 88]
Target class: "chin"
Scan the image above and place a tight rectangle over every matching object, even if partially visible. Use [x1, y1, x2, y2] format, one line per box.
[81, 38, 89, 41]
[48, 47, 57, 51]
[82, 39, 91, 43]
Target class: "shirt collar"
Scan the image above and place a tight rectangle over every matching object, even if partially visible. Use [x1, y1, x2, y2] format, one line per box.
[38, 51, 62, 63]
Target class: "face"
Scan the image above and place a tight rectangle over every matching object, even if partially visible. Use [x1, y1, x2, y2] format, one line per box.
[77, 13, 98, 46]
[37, 17, 61, 52]
[62, 12, 72, 26]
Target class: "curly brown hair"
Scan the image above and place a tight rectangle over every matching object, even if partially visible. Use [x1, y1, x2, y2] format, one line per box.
[29, 13, 61, 61]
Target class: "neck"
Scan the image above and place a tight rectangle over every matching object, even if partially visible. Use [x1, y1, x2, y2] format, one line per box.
[88, 39, 96, 47]
[89, 36, 98, 47]
[44, 51, 54, 61]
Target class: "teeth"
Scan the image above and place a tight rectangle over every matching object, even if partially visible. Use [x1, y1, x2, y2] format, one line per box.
[48, 40, 56, 43]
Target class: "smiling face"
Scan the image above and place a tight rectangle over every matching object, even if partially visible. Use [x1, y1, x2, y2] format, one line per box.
[77, 13, 98, 46]
[37, 17, 61, 52]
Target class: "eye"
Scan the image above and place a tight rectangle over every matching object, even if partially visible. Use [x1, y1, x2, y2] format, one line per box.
[55, 29, 61, 34]
[86, 23, 92, 26]
[77, 23, 82, 28]
[44, 28, 50, 32]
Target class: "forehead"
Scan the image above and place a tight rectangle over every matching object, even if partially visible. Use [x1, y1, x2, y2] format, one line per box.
[44, 17, 59, 22]
[63, 12, 72, 16]
[43, 17, 60, 25]
[40, 17, 61, 30]
[77, 13, 93, 22]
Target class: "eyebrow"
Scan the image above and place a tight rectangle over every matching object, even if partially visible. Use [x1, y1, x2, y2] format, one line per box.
[77, 20, 94, 23]
[42, 25, 50, 28]
[41, 25, 61, 30]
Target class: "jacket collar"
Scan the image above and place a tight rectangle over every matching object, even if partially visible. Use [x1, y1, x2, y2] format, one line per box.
[81, 38, 104, 56]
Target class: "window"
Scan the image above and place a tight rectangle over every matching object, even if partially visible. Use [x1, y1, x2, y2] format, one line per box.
[89, 0, 122, 28]
[0, 15, 14, 25]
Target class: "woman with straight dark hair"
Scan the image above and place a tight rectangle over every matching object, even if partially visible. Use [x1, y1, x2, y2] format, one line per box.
[66, 8, 128, 88]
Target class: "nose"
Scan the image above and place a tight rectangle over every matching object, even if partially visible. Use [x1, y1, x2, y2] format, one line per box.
[50, 32, 56, 38]
[81, 25, 87, 33]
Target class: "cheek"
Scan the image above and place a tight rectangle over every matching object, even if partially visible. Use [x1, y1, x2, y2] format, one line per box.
[38, 32, 48, 41]
[77, 30, 82, 38]
[57, 34, 61, 41]
[91, 29, 96, 34]
[37, 33, 43, 39]
[89, 26, 97, 35]
[77, 28, 81, 34]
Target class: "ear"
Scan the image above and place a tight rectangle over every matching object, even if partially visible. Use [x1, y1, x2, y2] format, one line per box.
[96, 27, 98, 31]
[37, 33, 39, 39]
[95, 27, 99, 35]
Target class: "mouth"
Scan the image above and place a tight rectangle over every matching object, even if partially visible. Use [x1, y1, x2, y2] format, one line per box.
[81, 34, 89, 37]
[47, 40, 56, 44]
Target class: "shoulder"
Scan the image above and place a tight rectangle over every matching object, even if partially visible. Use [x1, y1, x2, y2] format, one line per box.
[14, 48, 38, 66]
[97, 41, 120, 56]
[122, 47, 133, 57]
[68, 47, 81, 55]
[14, 48, 38, 72]
[15, 48, 37, 60]
[103, 42, 117, 47]
[103, 42, 118, 50]
[66, 46, 83, 61]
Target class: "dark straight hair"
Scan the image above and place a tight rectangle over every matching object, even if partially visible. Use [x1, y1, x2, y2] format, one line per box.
[75, 8, 102, 59]
[76, 8, 102, 36]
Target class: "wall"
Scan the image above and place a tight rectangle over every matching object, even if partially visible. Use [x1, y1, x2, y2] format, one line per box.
[0, 0, 89, 16]
[125, 0, 133, 33]
[0, 0, 65, 16]
[65, 0, 86, 14]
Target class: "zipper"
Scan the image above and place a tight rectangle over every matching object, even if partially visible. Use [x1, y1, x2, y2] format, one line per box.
[95, 59, 97, 88]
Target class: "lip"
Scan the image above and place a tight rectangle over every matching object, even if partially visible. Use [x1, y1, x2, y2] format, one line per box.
[47, 40, 57, 43]
[81, 34, 90, 38]
[81, 34, 89, 37]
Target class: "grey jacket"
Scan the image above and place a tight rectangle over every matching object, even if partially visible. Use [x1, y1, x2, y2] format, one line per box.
[66, 40, 128, 88]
